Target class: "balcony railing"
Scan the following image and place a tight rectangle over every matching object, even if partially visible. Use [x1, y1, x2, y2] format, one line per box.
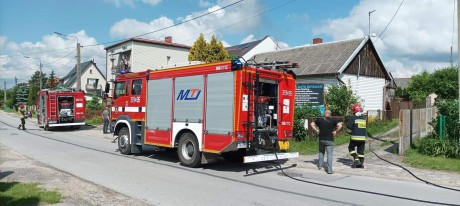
[111, 65, 131, 74]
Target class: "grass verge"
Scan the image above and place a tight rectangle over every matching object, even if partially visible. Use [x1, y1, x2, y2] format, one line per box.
[85, 117, 102, 125]
[367, 118, 399, 136]
[0, 182, 61, 206]
[289, 134, 350, 156]
[403, 149, 460, 173]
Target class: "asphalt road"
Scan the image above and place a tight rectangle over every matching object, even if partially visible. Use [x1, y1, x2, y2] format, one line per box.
[0, 113, 459, 206]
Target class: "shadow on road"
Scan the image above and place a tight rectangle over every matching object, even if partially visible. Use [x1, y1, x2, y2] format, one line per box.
[337, 158, 354, 166]
[0, 171, 14, 180]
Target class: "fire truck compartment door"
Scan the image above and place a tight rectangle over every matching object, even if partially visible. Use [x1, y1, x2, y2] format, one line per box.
[205, 72, 234, 134]
[174, 75, 204, 123]
[147, 78, 173, 130]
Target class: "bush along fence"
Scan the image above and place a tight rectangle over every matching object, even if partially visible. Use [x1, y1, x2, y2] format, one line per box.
[398, 107, 437, 155]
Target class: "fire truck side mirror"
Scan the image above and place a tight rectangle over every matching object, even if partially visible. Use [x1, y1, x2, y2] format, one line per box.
[231, 59, 243, 71]
[105, 83, 110, 94]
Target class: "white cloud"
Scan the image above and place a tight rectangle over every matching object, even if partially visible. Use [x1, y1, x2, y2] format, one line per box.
[105, 0, 135, 8]
[106, 0, 161, 7]
[199, 0, 212, 7]
[276, 41, 289, 49]
[109, 0, 262, 45]
[142, 0, 161, 6]
[240, 34, 256, 44]
[0, 31, 105, 85]
[314, 0, 457, 77]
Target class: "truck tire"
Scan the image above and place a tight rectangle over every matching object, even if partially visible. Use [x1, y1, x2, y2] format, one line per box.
[118, 127, 131, 155]
[177, 132, 201, 167]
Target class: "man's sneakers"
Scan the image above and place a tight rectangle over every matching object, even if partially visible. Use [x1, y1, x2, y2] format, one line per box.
[327, 170, 334, 174]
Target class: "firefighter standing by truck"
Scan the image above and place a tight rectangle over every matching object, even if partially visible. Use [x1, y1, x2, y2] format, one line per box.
[17, 104, 26, 130]
[347, 103, 366, 168]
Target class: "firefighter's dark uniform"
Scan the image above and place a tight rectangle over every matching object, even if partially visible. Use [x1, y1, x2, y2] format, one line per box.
[347, 115, 366, 168]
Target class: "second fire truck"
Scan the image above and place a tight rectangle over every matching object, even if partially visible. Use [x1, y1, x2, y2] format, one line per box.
[107, 60, 299, 167]
[37, 89, 86, 130]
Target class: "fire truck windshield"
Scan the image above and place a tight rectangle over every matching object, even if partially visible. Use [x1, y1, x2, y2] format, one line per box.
[114, 81, 126, 99]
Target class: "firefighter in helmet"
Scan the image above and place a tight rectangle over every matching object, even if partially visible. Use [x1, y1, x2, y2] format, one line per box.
[17, 104, 26, 130]
[347, 103, 366, 168]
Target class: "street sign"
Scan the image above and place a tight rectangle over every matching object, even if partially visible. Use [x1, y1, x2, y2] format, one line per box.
[295, 83, 325, 114]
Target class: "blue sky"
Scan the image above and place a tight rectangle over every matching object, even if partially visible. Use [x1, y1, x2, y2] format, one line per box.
[0, 0, 457, 88]
[0, 0, 358, 45]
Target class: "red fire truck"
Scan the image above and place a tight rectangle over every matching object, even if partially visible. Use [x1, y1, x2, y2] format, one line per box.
[107, 60, 299, 167]
[37, 89, 86, 130]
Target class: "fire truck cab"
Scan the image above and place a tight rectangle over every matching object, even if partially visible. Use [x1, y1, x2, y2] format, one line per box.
[37, 89, 86, 130]
[108, 60, 299, 167]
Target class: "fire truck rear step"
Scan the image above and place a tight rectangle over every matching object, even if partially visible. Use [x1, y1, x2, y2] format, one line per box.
[243, 152, 299, 163]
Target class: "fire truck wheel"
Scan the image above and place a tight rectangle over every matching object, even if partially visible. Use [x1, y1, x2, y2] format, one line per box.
[177, 132, 201, 167]
[118, 127, 131, 155]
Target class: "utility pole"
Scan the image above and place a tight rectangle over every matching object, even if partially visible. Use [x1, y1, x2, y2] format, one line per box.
[39, 61, 43, 90]
[54, 32, 80, 91]
[3, 81, 6, 104]
[368, 10, 376, 37]
[76, 42, 81, 91]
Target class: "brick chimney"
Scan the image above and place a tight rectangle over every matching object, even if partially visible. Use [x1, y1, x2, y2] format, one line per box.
[165, 36, 172, 43]
[313, 38, 323, 44]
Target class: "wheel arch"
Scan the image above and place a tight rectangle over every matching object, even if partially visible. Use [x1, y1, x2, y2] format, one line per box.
[174, 129, 196, 148]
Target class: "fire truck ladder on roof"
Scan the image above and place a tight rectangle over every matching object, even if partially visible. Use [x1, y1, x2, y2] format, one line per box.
[248, 61, 299, 70]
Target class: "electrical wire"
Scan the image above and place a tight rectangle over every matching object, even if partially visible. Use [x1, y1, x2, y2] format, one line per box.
[82, 0, 245, 48]
[0, 0, 245, 58]
[42, 49, 76, 66]
[131, 0, 297, 56]
[374, 0, 405, 43]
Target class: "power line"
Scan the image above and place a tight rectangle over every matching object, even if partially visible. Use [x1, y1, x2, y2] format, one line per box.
[374, 0, 405, 43]
[83, 0, 245, 48]
[133, 0, 297, 56]
[0, 0, 244, 58]
[0, 47, 75, 58]
[42, 49, 76, 66]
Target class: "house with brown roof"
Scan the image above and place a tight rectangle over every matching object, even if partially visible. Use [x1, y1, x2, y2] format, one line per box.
[252, 37, 394, 114]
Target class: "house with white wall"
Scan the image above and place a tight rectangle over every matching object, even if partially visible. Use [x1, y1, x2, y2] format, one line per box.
[60, 59, 106, 100]
[104, 36, 190, 96]
[252, 37, 394, 114]
[226, 35, 280, 62]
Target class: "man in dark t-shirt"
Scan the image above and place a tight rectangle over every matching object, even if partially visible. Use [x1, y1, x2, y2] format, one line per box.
[310, 110, 343, 174]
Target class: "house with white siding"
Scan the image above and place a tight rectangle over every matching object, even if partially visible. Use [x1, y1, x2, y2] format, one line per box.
[104, 36, 191, 96]
[226, 35, 281, 62]
[252, 37, 394, 114]
[60, 59, 106, 100]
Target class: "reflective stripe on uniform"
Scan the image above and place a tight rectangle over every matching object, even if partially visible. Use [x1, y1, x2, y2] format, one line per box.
[351, 136, 366, 141]
[358, 154, 365, 157]
[349, 151, 356, 154]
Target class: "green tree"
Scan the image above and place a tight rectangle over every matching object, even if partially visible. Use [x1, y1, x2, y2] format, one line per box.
[406, 71, 432, 103]
[86, 95, 102, 110]
[47, 70, 59, 89]
[27, 70, 47, 105]
[430, 67, 458, 100]
[188, 34, 209, 62]
[207, 35, 230, 62]
[293, 104, 321, 141]
[325, 85, 358, 116]
[188, 34, 229, 63]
